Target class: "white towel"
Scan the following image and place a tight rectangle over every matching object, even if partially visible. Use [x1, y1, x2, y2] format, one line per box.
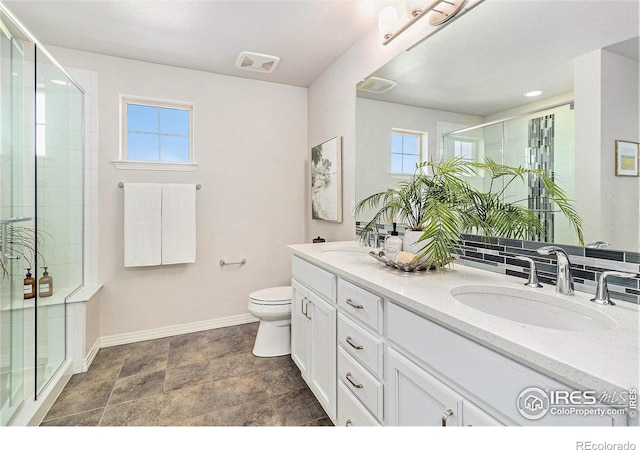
[124, 183, 162, 267]
[161, 183, 197, 265]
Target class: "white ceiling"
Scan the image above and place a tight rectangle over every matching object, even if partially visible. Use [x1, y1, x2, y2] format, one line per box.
[358, 0, 640, 117]
[1, 0, 396, 87]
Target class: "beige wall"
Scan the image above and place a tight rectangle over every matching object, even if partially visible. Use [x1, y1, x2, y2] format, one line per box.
[49, 47, 308, 339]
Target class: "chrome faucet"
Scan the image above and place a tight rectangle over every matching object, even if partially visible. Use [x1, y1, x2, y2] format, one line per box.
[591, 271, 637, 306]
[537, 246, 574, 295]
[367, 226, 380, 248]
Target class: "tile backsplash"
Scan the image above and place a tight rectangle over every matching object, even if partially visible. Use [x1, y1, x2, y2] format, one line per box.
[356, 222, 640, 305]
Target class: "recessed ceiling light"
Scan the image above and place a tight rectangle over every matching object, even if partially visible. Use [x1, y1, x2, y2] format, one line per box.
[524, 90, 544, 97]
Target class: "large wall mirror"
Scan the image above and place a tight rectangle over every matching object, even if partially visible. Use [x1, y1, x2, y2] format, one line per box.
[356, 0, 639, 252]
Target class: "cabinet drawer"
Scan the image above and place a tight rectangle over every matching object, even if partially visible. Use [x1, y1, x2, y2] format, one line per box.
[338, 347, 383, 421]
[337, 314, 383, 377]
[292, 256, 336, 302]
[337, 382, 381, 427]
[386, 301, 622, 426]
[337, 279, 382, 332]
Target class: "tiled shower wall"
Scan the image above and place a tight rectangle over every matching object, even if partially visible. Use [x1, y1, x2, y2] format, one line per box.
[356, 222, 640, 305]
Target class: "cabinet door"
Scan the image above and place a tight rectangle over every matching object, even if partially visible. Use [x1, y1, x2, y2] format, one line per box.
[291, 280, 310, 377]
[463, 401, 504, 426]
[386, 348, 462, 427]
[308, 291, 337, 420]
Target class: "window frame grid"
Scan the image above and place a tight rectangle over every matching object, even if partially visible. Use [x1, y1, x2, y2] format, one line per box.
[120, 96, 194, 164]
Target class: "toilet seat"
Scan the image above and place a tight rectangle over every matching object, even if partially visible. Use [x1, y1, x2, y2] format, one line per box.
[249, 286, 291, 306]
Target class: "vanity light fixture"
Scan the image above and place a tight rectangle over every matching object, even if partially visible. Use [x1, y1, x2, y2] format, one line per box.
[379, 0, 467, 45]
[524, 90, 545, 97]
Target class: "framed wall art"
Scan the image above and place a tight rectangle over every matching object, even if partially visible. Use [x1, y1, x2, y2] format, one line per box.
[615, 140, 639, 177]
[311, 136, 342, 222]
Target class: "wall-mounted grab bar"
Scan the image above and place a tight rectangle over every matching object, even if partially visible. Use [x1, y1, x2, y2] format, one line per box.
[220, 258, 246, 267]
[118, 182, 201, 190]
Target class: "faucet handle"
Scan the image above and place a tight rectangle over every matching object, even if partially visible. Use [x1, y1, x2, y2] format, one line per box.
[586, 241, 610, 249]
[591, 271, 637, 306]
[515, 256, 543, 288]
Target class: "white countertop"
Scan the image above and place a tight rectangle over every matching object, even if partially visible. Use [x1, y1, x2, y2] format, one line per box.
[288, 241, 639, 395]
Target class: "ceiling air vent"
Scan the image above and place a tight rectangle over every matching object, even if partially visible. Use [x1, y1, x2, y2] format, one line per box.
[357, 76, 397, 94]
[235, 51, 280, 74]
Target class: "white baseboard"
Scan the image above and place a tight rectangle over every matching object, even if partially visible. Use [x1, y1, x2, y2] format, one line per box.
[99, 313, 258, 348]
[83, 337, 101, 371]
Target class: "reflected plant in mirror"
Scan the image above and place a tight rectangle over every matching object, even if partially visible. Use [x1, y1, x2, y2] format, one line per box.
[356, 157, 584, 270]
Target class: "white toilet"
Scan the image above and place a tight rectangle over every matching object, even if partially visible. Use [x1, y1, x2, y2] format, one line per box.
[248, 286, 292, 357]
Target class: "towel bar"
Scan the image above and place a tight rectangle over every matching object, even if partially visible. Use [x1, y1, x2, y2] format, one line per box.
[118, 182, 201, 190]
[220, 258, 247, 266]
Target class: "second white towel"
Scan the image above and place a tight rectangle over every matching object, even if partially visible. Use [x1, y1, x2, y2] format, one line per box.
[161, 183, 197, 265]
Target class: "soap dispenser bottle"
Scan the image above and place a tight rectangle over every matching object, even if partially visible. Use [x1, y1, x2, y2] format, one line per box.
[39, 267, 53, 298]
[24, 268, 36, 300]
[384, 223, 403, 259]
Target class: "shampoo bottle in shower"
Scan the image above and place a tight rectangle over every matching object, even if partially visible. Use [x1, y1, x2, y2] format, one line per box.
[39, 267, 53, 297]
[24, 268, 35, 300]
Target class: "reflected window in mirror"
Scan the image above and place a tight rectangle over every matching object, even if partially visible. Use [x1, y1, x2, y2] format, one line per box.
[391, 130, 425, 176]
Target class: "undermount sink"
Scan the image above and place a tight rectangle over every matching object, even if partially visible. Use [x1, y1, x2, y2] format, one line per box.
[451, 286, 616, 332]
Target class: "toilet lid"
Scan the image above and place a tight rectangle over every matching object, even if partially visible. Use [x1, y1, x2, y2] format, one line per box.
[250, 286, 292, 303]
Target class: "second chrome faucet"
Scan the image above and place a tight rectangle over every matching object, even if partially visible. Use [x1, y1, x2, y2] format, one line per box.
[536, 246, 574, 295]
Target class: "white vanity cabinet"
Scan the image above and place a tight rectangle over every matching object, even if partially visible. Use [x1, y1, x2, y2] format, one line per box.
[289, 249, 631, 427]
[291, 257, 337, 421]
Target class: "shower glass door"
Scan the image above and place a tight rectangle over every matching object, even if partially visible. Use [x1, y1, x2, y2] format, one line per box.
[0, 16, 32, 426]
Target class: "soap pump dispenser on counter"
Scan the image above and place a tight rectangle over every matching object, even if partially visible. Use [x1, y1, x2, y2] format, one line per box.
[384, 223, 403, 260]
[39, 267, 53, 297]
[24, 268, 35, 300]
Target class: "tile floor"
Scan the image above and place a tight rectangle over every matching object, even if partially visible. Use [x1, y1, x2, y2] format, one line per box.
[41, 322, 333, 426]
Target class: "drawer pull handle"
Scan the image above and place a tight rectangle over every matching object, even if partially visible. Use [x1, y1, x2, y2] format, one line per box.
[345, 419, 353, 427]
[345, 372, 363, 389]
[441, 408, 454, 427]
[346, 298, 364, 310]
[301, 297, 308, 315]
[346, 336, 363, 350]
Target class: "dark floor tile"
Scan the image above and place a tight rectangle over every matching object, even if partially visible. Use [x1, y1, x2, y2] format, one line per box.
[42, 324, 325, 428]
[100, 394, 165, 426]
[164, 359, 212, 391]
[44, 380, 114, 421]
[40, 408, 104, 426]
[175, 411, 220, 426]
[168, 333, 211, 368]
[207, 333, 249, 359]
[109, 369, 166, 405]
[209, 374, 268, 412]
[271, 387, 327, 426]
[210, 352, 257, 381]
[120, 350, 168, 379]
[216, 397, 280, 426]
[259, 360, 307, 396]
[302, 416, 334, 426]
[158, 380, 222, 423]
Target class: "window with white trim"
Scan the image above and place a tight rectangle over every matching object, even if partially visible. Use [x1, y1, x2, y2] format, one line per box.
[391, 131, 421, 175]
[121, 97, 193, 163]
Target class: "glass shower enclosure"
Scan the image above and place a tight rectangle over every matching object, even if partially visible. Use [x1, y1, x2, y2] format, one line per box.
[0, 7, 84, 425]
[442, 103, 575, 245]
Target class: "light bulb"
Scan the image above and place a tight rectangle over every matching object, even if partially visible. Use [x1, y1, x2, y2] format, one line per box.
[378, 6, 399, 40]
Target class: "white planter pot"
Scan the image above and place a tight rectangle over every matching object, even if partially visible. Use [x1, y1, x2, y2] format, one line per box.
[402, 230, 430, 257]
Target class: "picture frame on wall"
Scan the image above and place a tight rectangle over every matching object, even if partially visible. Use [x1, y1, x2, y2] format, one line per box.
[615, 140, 640, 177]
[311, 136, 342, 223]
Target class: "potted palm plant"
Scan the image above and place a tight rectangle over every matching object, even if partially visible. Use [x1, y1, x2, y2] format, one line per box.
[356, 157, 584, 270]
[354, 167, 444, 254]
